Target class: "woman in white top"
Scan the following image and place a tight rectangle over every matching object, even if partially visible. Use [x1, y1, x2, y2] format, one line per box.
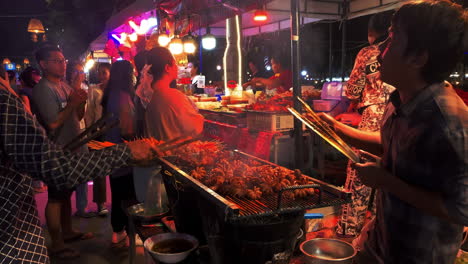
[85, 63, 111, 216]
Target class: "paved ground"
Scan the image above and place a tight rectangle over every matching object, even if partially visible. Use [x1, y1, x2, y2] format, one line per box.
[34, 178, 147, 264]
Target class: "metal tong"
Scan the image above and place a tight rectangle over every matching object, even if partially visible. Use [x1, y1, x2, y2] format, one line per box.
[157, 135, 201, 152]
[64, 113, 119, 152]
[288, 97, 359, 162]
[88, 135, 201, 153]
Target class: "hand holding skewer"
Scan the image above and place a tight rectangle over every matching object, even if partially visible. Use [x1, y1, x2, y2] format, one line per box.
[351, 150, 387, 189]
[126, 138, 162, 166]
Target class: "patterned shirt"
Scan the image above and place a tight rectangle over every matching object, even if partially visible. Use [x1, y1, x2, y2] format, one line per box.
[346, 44, 394, 110]
[364, 83, 468, 264]
[0, 89, 131, 263]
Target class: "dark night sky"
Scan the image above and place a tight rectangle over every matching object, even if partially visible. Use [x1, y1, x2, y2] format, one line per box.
[0, 0, 48, 62]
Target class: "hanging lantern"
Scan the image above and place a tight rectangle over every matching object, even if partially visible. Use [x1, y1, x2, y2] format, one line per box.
[158, 33, 171, 47]
[16, 65, 21, 71]
[28, 18, 45, 42]
[183, 34, 196, 54]
[202, 33, 216, 50]
[3, 58, 11, 65]
[253, 9, 269, 22]
[202, 27, 216, 50]
[42, 34, 47, 42]
[169, 35, 183, 55]
[27, 18, 45, 34]
[24, 58, 30, 65]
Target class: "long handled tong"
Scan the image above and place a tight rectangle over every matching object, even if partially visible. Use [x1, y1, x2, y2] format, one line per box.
[288, 98, 359, 162]
[297, 97, 357, 157]
[88, 135, 201, 153]
[64, 113, 119, 152]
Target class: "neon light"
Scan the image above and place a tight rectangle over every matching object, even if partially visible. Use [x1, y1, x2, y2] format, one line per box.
[235, 15, 242, 87]
[253, 10, 269, 22]
[139, 19, 149, 34]
[112, 33, 127, 44]
[129, 18, 157, 35]
[223, 18, 230, 95]
[129, 21, 139, 32]
[129, 32, 138, 42]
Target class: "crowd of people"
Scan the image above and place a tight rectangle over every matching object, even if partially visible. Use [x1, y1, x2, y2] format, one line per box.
[0, 43, 204, 262]
[0, 0, 466, 263]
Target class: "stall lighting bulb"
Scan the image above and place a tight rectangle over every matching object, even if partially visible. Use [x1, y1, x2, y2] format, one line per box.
[184, 42, 196, 54]
[158, 34, 171, 47]
[169, 37, 183, 55]
[202, 34, 216, 50]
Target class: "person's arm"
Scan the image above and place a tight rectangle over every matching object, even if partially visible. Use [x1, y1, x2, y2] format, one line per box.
[77, 102, 86, 121]
[355, 126, 468, 226]
[19, 95, 32, 114]
[84, 88, 96, 127]
[251, 77, 281, 90]
[0, 90, 158, 190]
[354, 160, 461, 225]
[31, 84, 87, 132]
[119, 92, 135, 139]
[319, 112, 382, 156]
[172, 92, 205, 137]
[353, 157, 450, 217]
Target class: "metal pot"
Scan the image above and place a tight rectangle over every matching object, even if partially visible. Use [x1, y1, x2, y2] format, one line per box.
[300, 238, 356, 264]
[127, 203, 169, 224]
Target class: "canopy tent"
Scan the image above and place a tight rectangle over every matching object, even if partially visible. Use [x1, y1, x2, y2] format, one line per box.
[88, 0, 407, 169]
[89, 0, 406, 49]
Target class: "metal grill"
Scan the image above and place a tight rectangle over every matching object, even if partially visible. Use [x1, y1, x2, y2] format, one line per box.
[159, 150, 350, 222]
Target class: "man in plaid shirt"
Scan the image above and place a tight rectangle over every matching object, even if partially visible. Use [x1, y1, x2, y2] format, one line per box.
[320, 1, 467, 263]
[0, 72, 158, 263]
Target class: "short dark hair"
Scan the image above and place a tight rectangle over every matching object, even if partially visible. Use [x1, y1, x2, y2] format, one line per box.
[35, 45, 62, 65]
[368, 10, 394, 38]
[7, 70, 16, 82]
[393, 0, 467, 84]
[134, 50, 148, 73]
[98, 62, 111, 72]
[271, 54, 290, 68]
[19, 67, 40, 88]
[147, 47, 174, 81]
[190, 61, 199, 69]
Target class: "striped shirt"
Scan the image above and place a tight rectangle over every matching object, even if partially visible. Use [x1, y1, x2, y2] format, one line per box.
[0, 89, 131, 263]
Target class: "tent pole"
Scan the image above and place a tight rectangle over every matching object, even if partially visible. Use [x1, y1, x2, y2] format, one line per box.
[329, 23, 332, 80]
[291, 0, 303, 169]
[341, 0, 348, 80]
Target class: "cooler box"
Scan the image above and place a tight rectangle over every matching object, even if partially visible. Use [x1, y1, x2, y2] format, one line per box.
[312, 82, 349, 116]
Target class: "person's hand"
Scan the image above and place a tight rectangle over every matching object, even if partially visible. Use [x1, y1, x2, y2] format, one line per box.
[69, 89, 88, 107]
[352, 150, 386, 189]
[336, 112, 362, 127]
[126, 139, 163, 166]
[317, 112, 337, 127]
[242, 81, 252, 89]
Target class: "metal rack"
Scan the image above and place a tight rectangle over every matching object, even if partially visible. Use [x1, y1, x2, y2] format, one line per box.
[159, 150, 351, 222]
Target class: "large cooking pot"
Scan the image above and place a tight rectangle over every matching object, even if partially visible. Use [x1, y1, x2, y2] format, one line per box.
[300, 238, 356, 264]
